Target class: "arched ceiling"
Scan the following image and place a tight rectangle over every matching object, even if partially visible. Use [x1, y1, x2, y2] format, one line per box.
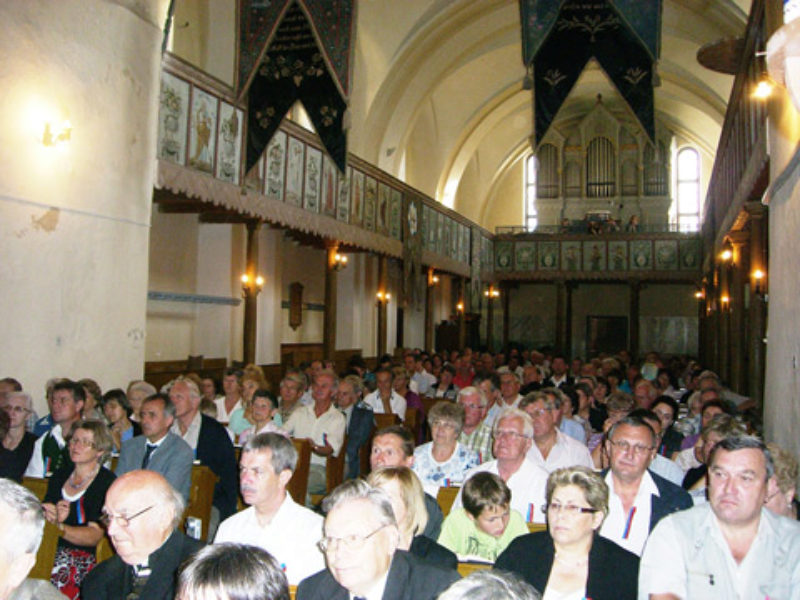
[348, 0, 748, 229]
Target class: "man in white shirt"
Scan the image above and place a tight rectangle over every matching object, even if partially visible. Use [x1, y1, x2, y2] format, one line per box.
[519, 391, 593, 473]
[363, 368, 406, 422]
[283, 369, 346, 497]
[453, 408, 549, 523]
[600, 416, 691, 556]
[639, 436, 800, 599]
[485, 371, 522, 426]
[411, 356, 437, 398]
[214, 432, 324, 585]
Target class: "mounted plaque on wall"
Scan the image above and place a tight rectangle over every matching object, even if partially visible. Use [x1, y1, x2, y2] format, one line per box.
[289, 282, 304, 330]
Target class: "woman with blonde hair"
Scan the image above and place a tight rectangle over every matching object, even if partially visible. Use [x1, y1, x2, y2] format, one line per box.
[367, 466, 457, 570]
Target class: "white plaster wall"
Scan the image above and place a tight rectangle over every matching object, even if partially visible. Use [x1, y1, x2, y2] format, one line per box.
[280, 242, 325, 344]
[0, 0, 168, 414]
[256, 228, 285, 365]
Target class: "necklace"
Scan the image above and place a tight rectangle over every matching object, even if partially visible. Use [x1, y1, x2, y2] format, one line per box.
[67, 465, 100, 490]
[554, 552, 589, 569]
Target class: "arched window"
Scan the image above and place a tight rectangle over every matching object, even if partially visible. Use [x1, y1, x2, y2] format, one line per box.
[673, 147, 701, 231]
[586, 137, 615, 197]
[524, 154, 538, 231]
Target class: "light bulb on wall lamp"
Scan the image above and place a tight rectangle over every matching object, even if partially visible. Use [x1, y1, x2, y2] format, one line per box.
[456, 301, 465, 313]
[333, 253, 348, 270]
[42, 120, 72, 146]
[720, 248, 733, 262]
[376, 290, 391, 303]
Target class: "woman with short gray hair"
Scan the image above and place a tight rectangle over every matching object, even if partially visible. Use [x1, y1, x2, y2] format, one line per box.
[1, 391, 38, 482]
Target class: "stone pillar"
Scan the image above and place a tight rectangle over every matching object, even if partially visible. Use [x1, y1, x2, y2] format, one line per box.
[425, 268, 435, 352]
[0, 0, 170, 411]
[323, 241, 340, 360]
[629, 280, 641, 361]
[728, 232, 749, 394]
[747, 204, 767, 408]
[377, 255, 388, 356]
[242, 220, 262, 365]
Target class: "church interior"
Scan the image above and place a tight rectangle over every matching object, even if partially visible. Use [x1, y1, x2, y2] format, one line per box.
[2, 0, 800, 459]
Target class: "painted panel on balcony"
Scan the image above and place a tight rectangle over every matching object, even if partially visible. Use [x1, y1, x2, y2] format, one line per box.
[655, 240, 678, 270]
[515, 242, 537, 271]
[631, 240, 652, 270]
[539, 241, 559, 270]
[679, 239, 701, 270]
[364, 176, 377, 231]
[216, 102, 243, 184]
[286, 136, 305, 206]
[562, 241, 581, 272]
[265, 130, 287, 201]
[337, 167, 351, 222]
[350, 169, 364, 225]
[303, 147, 322, 213]
[495, 241, 513, 271]
[188, 87, 218, 174]
[609, 240, 628, 270]
[583, 241, 606, 272]
[321, 155, 337, 217]
[158, 72, 189, 165]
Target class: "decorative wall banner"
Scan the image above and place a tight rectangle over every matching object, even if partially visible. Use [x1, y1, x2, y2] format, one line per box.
[242, 1, 355, 174]
[521, 0, 661, 145]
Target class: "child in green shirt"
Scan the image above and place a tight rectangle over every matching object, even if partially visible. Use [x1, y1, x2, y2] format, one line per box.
[438, 471, 529, 562]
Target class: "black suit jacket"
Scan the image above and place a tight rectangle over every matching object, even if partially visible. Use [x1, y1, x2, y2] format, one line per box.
[296, 549, 459, 600]
[409, 535, 457, 571]
[543, 375, 574, 389]
[82, 530, 204, 600]
[345, 405, 375, 480]
[495, 532, 639, 600]
[196, 414, 239, 519]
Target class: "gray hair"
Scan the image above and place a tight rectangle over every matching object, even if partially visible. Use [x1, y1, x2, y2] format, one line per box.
[540, 387, 566, 409]
[243, 432, 298, 474]
[322, 479, 398, 530]
[0, 478, 45, 558]
[709, 435, 775, 480]
[159, 478, 187, 529]
[143, 393, 177, 419]
[340, 374, 365, 398]
[520, 390, 556, 412]
[170, 377, 200, 399]
[457, 386, 487, 408]
[127, 380, 157, 398]
[437, 569, 541, 600]
[493, 407, 534, 439]
[7, 391, 33, 412]
[176, 543, 289, 600]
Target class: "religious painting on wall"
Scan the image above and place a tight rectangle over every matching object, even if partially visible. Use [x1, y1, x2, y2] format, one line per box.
[188, 87, 218, 174]
[439, 215, 449, 257]
[336, 167, 351, 222]
[539, 241, 559, 270]
[631, 240, 652, 270]
[321, 154, 337, 217]
[561, 241, 581, 272]
[243, 153, 264, 193]
[390, 189, 402, 239]
[583, 241, 606, 271]
[608, 240, 628, 271]
[158, 72, 190, 165]
[495, 241, 513, 272]
[655, 240, 678, 270]
[364, 176, 377, 231]
[265, 130, 287, 201]
[303, 147, 323, 213]
[515, 241, 537, 271]
[285, 136, 305, 206]
[679, 239, 700, 270]
[216, 102, 242, 184]
[350, 169, 364, 225]
[376, 183, 390, 235]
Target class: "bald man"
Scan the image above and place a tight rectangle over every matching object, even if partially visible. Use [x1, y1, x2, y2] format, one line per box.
[82, 470, 204, 599]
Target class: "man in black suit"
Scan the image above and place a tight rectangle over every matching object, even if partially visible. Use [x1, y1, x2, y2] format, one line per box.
[337, 375, 375, 480]
[297, 479, 459, 600]
[82, 470, 204, 599]
[169, 377, 238, 529]
[543, 354, 574, 389]
[116, 393, 194, 501]
[599, 415, 692, 556]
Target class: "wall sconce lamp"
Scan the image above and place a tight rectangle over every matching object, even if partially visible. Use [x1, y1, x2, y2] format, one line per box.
[42, 120, 72, 146]
[753, 268, 765, 296]
[719, 248, 733, 262]
[694, 290, 704, 300]
[241, 273, 265, 295]
[332, 253, 348, 270]
[484, 285, 500, 299]
[752, 77, 775, 100]
[720, 294, 730, 311]
[456, 301, 465, 314]
[376, 290, 391, 304]
[428, 272, 440, 286]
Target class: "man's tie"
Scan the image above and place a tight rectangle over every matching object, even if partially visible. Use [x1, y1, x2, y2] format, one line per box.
[141, 443, 157, 469]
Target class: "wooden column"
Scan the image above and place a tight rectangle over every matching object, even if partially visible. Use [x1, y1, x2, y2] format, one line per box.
[242, 219, 262, 365]
[501, 281, 511, 350]
[323, 241, 339, 360]
[377, 255, 388, 357]
[425, 268, 435, 352]
[555, 279, 567, 353]
[629, 280, 641, 361]
[458, 277, 467, 350]
[486, 287, 495, 353]
[718, 253, 732, 384]
[729, 232, 748, 394]
[747, 203, 767, 408]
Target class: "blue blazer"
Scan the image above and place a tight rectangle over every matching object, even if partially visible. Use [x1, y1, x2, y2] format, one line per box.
[345, 404, 375, 480]
[116, 432, 194, 501]
[196, 414, 239, 520]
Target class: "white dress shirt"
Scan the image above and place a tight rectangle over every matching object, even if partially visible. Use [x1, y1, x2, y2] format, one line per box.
[283, 404, 346, 466]
[526, 430, 594, 473]
[363, 389, 407, 422]
[600, 470, 657, 556]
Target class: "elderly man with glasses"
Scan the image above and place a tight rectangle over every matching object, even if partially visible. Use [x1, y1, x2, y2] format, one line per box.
[82, 470, 204, 599]
[451, 408, 550, 524]
[297, 479, 459, 600]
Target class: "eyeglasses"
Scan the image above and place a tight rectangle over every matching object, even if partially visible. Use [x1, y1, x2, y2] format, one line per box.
[544, 502, 599, 515]
[68, 437, 96, 449]
[100, 504, 155, 528]
[3, 406, 30, 414]
[493, 430, 530, 440]
[318, 524, 388, 553]
[528, 408, 553, 419]
[607, 440, 654, 455]
[431, 420, 457, 430]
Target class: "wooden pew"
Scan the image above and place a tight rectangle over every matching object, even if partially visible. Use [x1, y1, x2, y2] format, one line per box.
[288, 438, 311, 505]
[436, 486, 460, 517]
[182, 465, 219, 541]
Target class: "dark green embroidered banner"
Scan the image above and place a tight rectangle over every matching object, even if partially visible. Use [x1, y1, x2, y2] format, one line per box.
[239, 0, 355, 173]
[520, 0, 661, 145]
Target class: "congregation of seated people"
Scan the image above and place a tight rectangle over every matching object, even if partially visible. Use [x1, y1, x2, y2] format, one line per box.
[0, 347, 798, 600]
